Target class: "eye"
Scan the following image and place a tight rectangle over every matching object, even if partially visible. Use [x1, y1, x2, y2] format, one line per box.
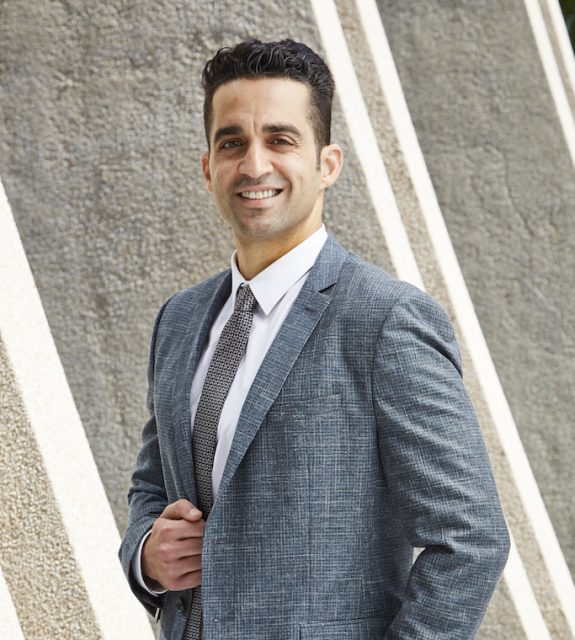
[220, 139, 242, 149]
[270, 137, 292, 146]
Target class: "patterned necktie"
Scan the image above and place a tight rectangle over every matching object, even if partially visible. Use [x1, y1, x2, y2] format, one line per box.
[184, 284, 257, 640]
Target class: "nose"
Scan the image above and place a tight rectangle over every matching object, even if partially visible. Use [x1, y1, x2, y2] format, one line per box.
[238, 142, 273, 179]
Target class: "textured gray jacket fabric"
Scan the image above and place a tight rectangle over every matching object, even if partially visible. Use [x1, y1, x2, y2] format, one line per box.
[119, 235, 510, 639]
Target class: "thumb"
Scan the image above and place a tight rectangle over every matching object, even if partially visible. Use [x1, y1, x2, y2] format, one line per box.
[162, 499, 203, 521]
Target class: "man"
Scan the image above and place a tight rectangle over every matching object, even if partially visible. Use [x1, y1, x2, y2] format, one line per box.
[119, 38, 510, 640]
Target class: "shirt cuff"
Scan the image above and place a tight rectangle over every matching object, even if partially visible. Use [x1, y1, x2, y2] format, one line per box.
[132, 530, 168, 595]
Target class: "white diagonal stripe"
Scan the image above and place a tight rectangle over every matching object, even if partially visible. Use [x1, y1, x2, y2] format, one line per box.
[504, 535, 552, 640]
[310, 0, 423, 290]
[0, 569, 25, 640]
[541, 0, 575, 103]
[524, 0, 575, 169]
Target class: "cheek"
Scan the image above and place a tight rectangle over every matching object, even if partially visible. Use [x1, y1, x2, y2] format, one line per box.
[212, 162, 236, 185]
[207, 168, 226, 194]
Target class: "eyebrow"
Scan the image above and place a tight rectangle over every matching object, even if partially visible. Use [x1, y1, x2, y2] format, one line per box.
[212, 123, 303, 145]
[213, 125, 243, 145]
[262, 123, 303, 138]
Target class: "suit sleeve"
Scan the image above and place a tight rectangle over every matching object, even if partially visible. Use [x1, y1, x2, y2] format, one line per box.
[118, 298, 172, 615]
[372, 289, 510, 639]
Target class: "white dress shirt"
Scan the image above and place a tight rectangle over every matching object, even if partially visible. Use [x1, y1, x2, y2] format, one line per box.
[133, 225, 328, 593]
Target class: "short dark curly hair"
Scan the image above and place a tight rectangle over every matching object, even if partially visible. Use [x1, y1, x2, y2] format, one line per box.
[202, 38, 335, 151]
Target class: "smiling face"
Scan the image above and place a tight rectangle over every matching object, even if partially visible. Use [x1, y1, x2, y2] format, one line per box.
[201, 77, 342, 270]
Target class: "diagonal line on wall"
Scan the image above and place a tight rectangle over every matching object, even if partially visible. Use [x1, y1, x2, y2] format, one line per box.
[525, 0, 575, 170]
[0, 567, 25, 640]
[540, 0, 575, 112]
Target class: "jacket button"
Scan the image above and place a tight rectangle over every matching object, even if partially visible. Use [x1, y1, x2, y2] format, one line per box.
[175, 597, 186, 614]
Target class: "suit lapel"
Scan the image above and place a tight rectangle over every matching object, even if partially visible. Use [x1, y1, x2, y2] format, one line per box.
[171, 271, 232, 503]
[215, 236, 348, 504]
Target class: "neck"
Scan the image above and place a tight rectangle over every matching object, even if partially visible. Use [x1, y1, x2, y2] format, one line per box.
[235, 222, 322, 280]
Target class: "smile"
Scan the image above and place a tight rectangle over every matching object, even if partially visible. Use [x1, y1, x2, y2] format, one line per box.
[239, 189, 281, 200]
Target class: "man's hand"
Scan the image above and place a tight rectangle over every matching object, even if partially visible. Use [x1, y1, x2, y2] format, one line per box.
[141, 499, 205, 591]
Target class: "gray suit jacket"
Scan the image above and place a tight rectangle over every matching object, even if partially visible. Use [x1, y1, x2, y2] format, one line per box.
[119, 235, 509, 640]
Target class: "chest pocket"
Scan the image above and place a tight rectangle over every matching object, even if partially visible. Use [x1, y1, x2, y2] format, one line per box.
[299, 617, 387, 639]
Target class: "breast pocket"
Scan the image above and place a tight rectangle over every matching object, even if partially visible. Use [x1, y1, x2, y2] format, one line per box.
[268, 392, 343, 420]
[299, 617, 387, 639]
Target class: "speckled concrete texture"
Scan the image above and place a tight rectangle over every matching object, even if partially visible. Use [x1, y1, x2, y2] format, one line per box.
[0, 336, 101, 639]
[0, 0, 389, 537]
[379, 0, 575, 581]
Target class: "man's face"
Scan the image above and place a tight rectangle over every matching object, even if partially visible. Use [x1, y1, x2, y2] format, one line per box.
[201, 77, 341, 253]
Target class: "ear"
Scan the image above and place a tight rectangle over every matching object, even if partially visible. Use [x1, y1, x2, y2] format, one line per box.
[201, 152, 212, 192]
[319, 143, 343, 189]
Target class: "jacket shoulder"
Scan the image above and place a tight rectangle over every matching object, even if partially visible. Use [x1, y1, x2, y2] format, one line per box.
[342, 253, 426, 307]
[339, 252, 453, 331]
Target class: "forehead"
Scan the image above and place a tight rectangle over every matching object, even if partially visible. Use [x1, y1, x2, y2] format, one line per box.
[210, 77, 313, 133]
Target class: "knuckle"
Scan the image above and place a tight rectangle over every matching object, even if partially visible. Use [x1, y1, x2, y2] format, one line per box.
[159, 541, 175, 560]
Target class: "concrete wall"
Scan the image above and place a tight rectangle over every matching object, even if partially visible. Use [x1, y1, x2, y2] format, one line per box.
[0, 0, 573, 637]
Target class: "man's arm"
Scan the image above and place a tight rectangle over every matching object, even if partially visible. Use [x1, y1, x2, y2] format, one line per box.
[372, 289, 510, 639]
[118, 294, 169, 613]
[118, 410, 170, 614]
[116, 299, 185, 608]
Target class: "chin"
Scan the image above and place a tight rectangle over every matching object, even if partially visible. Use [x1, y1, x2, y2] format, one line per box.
[234, 217, 285, 240]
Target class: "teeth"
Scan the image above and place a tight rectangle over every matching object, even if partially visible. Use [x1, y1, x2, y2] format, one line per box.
[240, 189, 279, 199]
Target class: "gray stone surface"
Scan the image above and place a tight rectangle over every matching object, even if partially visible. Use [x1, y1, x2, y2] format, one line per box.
[379, 0, 575, 577]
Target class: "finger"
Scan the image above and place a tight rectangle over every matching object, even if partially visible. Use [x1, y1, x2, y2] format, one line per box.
[175, 553, 202, 573]
[154, 515, 205, 544]
[160, 550, 202, 579]
[162, 499, 203, 522]
[152, 530, 202, 560]
[156, 561, 202, 591]
[169, 569, 202, 591]
[173, 536, 203, 559]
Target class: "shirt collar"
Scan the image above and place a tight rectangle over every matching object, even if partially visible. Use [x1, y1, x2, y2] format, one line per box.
[230, 225, 328, 315]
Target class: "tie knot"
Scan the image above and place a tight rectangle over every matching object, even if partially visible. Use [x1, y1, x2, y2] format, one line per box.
[235, 285, 256, 314]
